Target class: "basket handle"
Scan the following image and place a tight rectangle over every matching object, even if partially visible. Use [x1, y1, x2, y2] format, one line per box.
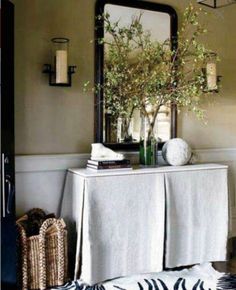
[38, 218, 66, 290]
[16, 222, 28, 290]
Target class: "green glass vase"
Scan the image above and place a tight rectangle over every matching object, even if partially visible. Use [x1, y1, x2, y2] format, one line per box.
[139, 114, 158, 166]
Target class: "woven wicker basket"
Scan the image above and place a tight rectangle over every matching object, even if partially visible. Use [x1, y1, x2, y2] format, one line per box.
[17, 217, 68, 290]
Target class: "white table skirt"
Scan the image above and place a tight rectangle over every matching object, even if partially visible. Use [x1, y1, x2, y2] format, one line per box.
[61, 170, 165, 284]
[60, 164, 228, 284]
[165, 168, 228, 268]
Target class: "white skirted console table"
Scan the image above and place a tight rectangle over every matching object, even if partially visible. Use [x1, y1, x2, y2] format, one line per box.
[60, 163, 228, 285]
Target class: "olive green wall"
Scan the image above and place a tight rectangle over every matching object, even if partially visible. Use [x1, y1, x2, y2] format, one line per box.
[13, 0, 236, 154]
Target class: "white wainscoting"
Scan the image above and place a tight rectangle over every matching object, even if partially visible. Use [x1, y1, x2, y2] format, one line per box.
[15, 154, 89, 217]
[15, 148, 236, 236]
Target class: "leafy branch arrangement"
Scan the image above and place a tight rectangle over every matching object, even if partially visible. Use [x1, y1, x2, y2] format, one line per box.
[86, 4, 217, 141]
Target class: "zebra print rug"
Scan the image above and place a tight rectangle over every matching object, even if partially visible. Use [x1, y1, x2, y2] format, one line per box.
[50, 263, 236, 290]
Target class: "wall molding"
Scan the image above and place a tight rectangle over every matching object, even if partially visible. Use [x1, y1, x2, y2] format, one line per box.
[15, 148, 236, 234]
[194, 148, 236, 162]
[15, 153, 90, 173]
[15, 152, 140, 173]
[15, 148, 236, 173]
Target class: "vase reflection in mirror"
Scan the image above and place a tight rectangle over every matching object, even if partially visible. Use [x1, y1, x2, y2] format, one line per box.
[104, 114, 134, 143]
[117, 117, 134, 143]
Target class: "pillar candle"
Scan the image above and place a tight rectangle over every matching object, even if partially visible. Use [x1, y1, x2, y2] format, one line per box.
[56, 50, 68, 84]
[206, 62, 217, 91]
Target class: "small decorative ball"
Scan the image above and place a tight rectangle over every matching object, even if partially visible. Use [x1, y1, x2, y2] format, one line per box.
[162, 138, 192, 166]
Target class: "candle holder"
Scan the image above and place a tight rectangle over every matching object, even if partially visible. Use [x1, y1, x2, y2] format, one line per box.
[202, 52, 221, 93]
[43, 37, 76, 87]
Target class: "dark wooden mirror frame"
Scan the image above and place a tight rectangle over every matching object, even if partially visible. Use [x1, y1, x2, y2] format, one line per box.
[94, 0, 178, 151]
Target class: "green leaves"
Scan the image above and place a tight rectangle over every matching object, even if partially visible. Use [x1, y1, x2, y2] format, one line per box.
[94, 4, 217, 124]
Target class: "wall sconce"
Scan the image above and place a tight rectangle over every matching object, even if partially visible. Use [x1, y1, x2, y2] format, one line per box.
[197, 0, 236, 8]
[202, 52, 221, 93]
[43, 37, 76, 87]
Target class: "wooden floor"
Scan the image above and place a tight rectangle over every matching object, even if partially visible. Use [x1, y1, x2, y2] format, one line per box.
[213, 258, 236, 274]
[213, 237, 236, 274]
[227, 257, 236, 274]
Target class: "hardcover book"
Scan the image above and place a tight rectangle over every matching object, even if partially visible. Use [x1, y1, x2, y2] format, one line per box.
[87, 164, 131, 170]
[87, 165, 133, 171]
[87, 159, 131, 166]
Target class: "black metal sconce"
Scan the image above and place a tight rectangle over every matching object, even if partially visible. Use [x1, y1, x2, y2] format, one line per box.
[202, 52, 222, 93]
[197, 0, 236, 8]
[43, 38, 76, 87]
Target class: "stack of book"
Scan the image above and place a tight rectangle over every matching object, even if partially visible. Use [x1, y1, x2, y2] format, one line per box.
[87, 159, 132, 171]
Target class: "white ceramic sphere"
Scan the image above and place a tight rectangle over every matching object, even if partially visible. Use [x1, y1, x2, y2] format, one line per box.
[162, 138, 192, 166]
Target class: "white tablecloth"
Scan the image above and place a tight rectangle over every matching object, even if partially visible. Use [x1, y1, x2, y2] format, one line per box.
[61, 170, 165, 284]
[60, 164, 228, 284]
[165, 168, 228, 268]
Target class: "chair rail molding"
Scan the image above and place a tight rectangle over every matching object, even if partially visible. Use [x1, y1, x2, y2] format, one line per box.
[15, 148, 236, 235]
[15, 153, 90, 172]
[15, 148, 236, 172]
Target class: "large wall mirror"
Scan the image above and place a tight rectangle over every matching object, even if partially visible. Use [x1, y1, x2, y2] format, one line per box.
[95, 0, 178, 150]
